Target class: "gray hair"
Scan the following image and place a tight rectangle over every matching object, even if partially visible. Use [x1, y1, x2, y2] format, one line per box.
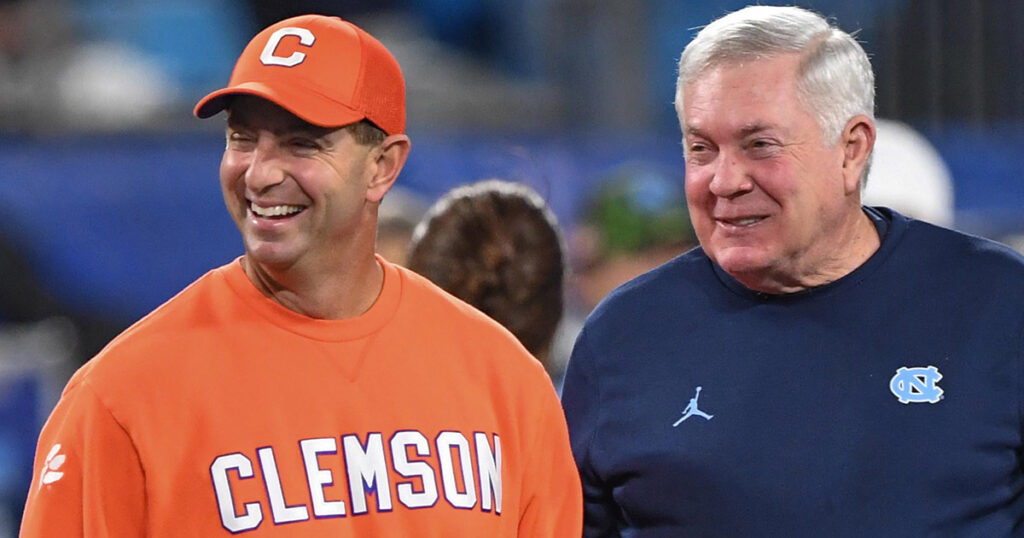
[674, 5, 875, 145]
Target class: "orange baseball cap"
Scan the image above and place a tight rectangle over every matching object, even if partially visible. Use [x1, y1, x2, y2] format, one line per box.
[194, 14, 405, 135]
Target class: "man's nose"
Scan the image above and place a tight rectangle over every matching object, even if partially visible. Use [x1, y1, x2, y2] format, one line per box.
[244, 137, 287, 193]
[708, 150, 754, 198]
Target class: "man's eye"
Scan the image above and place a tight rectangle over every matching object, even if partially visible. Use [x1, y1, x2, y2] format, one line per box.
[688, 142, 717, 157]
[748, 139, 778, 151]
[687, 141, 710, 153]
[227, 131, 255, 147]
[686, 144, 716, 166]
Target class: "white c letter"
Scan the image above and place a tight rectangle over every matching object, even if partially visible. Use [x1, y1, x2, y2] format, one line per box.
[211, 453, 263, 533]
[260, 27, 315, 67]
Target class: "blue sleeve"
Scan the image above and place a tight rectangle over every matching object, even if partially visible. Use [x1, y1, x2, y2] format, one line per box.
[1018, 315, 1024, 443]
[561, 327, 621, 537]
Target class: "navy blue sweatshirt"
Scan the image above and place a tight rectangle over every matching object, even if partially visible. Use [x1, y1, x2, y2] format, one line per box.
[562, 208, 1024, 536]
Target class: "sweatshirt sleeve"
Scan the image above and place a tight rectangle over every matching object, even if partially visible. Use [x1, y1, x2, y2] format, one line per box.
[561, 328, 621, 537]
[516, 369, 583, 537]
[20, 379, 146, 538]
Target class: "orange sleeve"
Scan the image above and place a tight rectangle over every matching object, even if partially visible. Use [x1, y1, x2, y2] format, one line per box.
[20, 380, 146, 538]
[517, 381, 583, 537]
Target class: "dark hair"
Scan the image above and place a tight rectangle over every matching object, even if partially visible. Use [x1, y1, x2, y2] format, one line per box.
[346, 119, 387, 146]
[407, 180, 565, 366]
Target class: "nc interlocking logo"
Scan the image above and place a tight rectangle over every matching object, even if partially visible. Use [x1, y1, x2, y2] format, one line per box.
[890, 366, 944, 404]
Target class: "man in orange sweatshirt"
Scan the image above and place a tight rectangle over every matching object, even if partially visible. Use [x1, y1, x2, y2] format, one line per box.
[21, 14, 581, 537]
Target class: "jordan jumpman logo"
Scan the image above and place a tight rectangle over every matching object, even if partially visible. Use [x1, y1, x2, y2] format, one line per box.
[673, 386, 713, 426]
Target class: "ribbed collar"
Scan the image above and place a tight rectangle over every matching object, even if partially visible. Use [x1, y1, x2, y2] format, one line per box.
[218, 255, 403, 341]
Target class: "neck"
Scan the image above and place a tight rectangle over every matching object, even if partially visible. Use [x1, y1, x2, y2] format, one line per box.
[737, 207, 881, 294]
[241, 249, 384, 320]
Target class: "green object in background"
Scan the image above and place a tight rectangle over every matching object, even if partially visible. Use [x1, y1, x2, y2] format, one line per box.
[585, 163, 695, 255]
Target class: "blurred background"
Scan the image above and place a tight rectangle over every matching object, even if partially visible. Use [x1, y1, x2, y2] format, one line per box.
[1, 0, 1022, 531]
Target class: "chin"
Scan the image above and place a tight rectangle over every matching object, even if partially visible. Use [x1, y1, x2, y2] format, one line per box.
[244, 240, 300, 269]
[708, 245, 773, 278]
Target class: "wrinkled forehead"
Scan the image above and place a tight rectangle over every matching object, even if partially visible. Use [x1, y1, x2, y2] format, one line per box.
[681, 60, 820, 143]
[684, 56, 802, 109]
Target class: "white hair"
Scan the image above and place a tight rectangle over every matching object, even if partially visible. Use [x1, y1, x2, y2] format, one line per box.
[674, 5, 875, 145]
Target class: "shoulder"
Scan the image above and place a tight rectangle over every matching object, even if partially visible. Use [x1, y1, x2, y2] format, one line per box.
[391, 264, 560, 415]
[68, 264, 232, 396]
[587, 247, 711, 327]
[866, 210, 1024, 312]
[393, 263, 549, 373]
[394, 263, 517, 333]
[899, 215, 1024, 279]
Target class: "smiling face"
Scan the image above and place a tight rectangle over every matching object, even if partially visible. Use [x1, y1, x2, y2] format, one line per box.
[681, 54, 873, 293]
[220, 96, 377, 272]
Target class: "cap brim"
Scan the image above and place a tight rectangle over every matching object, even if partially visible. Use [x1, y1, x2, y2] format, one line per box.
[193, 81, 366, 128]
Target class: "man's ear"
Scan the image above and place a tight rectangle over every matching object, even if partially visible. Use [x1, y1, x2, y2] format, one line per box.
[840, 115, 876, 195]
[366, 134, 411, 203]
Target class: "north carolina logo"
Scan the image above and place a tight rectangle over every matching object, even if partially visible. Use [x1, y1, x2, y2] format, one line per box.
[890, 366, 944, 404]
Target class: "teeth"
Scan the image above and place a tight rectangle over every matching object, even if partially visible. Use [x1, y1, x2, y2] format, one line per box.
[251, 204, 304, 217]
[734, 218, 761, 225]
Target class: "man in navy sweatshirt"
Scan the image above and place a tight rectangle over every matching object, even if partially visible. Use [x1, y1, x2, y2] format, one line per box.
[562, 5, 1024, 536]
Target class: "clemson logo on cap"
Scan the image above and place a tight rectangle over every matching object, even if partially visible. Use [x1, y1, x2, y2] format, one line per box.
[260, 27, 315, 67]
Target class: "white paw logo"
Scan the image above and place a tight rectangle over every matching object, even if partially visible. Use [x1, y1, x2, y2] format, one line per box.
[39, 444, 66, 487]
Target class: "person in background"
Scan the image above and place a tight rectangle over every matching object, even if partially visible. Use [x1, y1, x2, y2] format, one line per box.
[407, 179, 565, 380]
[376, 186, 428, 266]
[862, 118, 956, 228]
[21, 14, 581, 536]
[562, 5, 1024, 536]
[569, 163, 697, 312]
[547, 164, 697, 390]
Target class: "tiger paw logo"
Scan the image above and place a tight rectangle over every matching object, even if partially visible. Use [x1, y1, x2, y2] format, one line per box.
[890, 366, 944, 404]
[39, 443, 66, 488]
